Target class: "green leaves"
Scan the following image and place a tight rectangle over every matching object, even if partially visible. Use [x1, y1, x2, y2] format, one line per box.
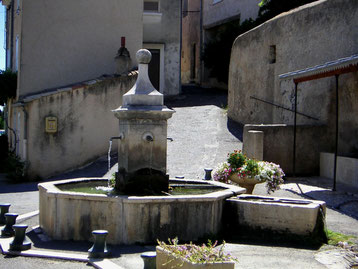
[0, 69, 17, 105]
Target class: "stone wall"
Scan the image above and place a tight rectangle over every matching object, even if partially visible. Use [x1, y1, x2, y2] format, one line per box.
[229, 0, 358, 158]
[11, 73, 137, 179]
[243, 124, 334, 175]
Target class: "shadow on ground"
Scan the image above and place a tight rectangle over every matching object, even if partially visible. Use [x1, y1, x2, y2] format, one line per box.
[165, 85, 228, 108]
[27, 230, 153, 257]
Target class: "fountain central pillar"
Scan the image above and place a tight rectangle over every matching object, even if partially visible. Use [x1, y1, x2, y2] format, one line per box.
[113, 49, 174, 194]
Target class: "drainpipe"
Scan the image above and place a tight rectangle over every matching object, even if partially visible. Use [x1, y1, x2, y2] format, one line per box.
[20, 103, 28, 163]
[199, 0, 203, 85]
[179, 0, 183, 94]
[10, 0, 14, 70]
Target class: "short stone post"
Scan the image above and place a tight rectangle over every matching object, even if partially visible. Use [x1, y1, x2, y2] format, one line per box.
[243, 130, 264, 160]
[0, 203, 11, 225]
[9, 224, 32, 251]
[88, 230, 110, 258]
[1, 213, 18, 237]
[204, 168, 213, 180]
[141, 251, 156, 269]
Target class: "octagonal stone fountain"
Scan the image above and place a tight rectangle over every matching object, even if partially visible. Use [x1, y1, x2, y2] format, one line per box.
[38, 49, 245, 245]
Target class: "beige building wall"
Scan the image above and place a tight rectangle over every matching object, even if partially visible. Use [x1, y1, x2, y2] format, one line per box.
[10, 74, 138, 179]
[17, 0, 143, 98]
[181, 0, 201, 84]
[203, 0, 259, 28]
[229, 0, 358, 157]
[143, 0, 181, 95]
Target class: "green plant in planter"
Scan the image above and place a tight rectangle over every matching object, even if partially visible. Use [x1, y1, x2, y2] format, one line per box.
[213, 150, 285, 193]
[227, 150, 247, 169]
[157, 238, 237, 268]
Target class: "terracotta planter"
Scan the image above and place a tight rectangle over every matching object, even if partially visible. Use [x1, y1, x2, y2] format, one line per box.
[156, 246, 235, 269]
[229, 174, 263, 194]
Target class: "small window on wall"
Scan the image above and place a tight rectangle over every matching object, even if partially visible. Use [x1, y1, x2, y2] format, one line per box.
[144, 1, 159, 12]
[213, 0, 223, 4]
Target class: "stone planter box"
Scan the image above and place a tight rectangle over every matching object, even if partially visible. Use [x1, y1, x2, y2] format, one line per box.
[226, 195, 326, 236]
[156, 246, 235, 269]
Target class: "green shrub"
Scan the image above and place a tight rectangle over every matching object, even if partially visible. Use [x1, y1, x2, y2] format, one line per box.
[0, 69, 17, 105]
[3, 152, 27, 182]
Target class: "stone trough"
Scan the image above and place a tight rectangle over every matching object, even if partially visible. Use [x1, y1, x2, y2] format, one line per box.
[38, 178, 245, 245]
[226, 194, 326, 236]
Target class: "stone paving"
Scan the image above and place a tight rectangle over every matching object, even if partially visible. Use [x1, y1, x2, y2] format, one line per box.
[0, 86, 358, 268]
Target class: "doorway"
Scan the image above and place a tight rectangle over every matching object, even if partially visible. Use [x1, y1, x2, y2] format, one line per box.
[148, 49, 160, 91]
[144, 43, 165, 93]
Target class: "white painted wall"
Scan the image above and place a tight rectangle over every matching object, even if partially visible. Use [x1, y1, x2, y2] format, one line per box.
[18, 0, 143, 98]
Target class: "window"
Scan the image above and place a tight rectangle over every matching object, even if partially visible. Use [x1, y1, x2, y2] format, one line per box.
[144, 1, 159, 12]
[213, 0, 223, 4]
[269, 45, 276, 64]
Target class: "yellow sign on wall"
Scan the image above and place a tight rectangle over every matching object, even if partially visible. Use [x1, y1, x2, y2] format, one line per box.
[45, 117, 57, 133]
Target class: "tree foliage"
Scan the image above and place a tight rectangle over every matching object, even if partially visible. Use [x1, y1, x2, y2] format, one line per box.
[203, 0, 318, 84]
[0, 69, 17, 105]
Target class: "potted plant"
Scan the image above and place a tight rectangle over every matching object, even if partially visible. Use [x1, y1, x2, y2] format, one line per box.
[156, 238, 237, 269]
[213, 150, 285, 194]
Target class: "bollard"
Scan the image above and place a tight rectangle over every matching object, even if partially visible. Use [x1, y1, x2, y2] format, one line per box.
[141, 251, 156, 269]
[9, 224, 32, 251]
[1, 213, 18, 237]
[0, 204, 11, 225]
[204, 168, 213, 180]
[88, 230, 110, 258]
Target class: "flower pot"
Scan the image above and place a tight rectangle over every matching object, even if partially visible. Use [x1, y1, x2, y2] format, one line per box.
[229, 174, 263, 194]
[156, 246, 235, 269]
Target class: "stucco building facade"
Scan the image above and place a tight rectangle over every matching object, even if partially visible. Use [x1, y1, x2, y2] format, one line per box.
[3, 0, 182, 178]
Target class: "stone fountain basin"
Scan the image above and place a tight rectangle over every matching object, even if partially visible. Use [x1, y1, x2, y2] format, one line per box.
[38, 178, 245, 245]
[226, 194, 326, 236]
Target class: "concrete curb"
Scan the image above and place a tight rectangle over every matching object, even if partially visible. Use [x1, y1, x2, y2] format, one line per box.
[0, 234, 123, 269]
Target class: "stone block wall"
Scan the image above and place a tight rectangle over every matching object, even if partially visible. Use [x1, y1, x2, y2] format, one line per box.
[243, 124, 334, 175]
[229, 0, 358, 166]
